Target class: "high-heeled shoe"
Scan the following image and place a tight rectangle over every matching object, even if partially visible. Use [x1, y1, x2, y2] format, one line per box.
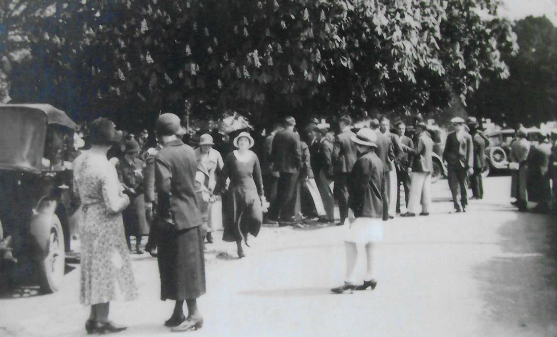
[164, 314, 186, 327]
[356, 279, 377, 291]
[85, 320, 98, 334]
[171, 317, 204, 332]
[95, 321, 127, 334]
[330, 282, 357, 294]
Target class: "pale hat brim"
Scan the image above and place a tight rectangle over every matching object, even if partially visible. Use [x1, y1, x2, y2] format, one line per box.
[199, 140, 214, 146]
[351, 134, 377, 148]
[233, 132, 254, 148]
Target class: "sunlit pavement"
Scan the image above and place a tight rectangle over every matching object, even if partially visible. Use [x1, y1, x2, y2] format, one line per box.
[1, 176, 556, 337]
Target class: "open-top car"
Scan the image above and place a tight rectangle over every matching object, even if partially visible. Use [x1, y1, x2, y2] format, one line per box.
[0, 104, 78, 293]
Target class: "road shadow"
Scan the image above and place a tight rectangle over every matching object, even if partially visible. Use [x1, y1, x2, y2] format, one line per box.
[472, 212, 557, 333]
[0, 262, 75, 299]
[240, 287, 332, 298]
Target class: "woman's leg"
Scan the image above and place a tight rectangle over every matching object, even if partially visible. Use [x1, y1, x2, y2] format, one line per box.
[89, 306, 96, 321]
[186, 299, 202, 320]
[364, 243, 375, 281]
[173, 300, 184, 318]
[344, 242, 358, 285]
[93, 302, 109, 323]
[135, 235, 143, 254]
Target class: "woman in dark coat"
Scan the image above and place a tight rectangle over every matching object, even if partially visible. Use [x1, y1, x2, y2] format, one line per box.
[214, 132, 264, 258]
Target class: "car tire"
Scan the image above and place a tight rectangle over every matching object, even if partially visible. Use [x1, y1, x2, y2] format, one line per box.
[431, 160, 442, 183]
[38, 215, 65, 293]
[489, 147, 507, 170]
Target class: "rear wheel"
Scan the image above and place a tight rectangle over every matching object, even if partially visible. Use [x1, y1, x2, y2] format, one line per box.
[431, 160, 443, 183]
[38, 215, 65, 293]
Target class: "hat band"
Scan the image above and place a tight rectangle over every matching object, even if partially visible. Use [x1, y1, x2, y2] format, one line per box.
[356, 134, 374, 144]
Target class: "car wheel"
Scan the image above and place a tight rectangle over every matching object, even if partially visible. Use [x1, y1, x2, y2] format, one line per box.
[489, 147, 507, 169]
[431, 160, 442, 183]
[38, 215, 65, 293]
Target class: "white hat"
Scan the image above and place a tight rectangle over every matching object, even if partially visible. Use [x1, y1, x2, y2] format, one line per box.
[233, 132, 254, 148]
[351, 128, 377, 147]
[451, 117, 465, 124]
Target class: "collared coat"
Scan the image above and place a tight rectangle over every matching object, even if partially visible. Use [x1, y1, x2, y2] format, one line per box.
[271, 128, 302, 174]
[155, 139, 201, 230]
[195, 147, 224, 192]
[411, 132, 434, 173]
[471, 132, 487, 169]
[374, 131, 395, 173]
[315, 138, 334, 178]
[332, 128, 357, 173]
[443, 131, 474, 169]
[348, 149, 386, 220]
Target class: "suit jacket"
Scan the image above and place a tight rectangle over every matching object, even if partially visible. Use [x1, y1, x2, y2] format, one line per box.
[332, 129, 357, 173]
[411, 133, 434, 173]
[309, 138, 320, 175]
[262, 132, 279, 177]
[374, 131, 395, 173]
[348, 150, 386, 220]
[471, 132, 487, 169]
[155, 139, 201, 230]
[395, 135, 413, 170]
[116, 157, 145, 196]
[315, 138, 334, 178]
[272, 129, 302, 174]
[443, 131, 473, 169]
[300, 142, 314, 179]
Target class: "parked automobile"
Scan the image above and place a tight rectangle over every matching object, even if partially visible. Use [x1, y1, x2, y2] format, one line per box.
[0, 104, 78, 293]
[483, 129, 515, 176]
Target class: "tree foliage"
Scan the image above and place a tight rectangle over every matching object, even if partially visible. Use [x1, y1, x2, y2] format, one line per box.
[1, 0, 516, 128]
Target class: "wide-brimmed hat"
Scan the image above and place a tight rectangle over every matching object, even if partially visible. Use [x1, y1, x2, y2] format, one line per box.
[351, 128, 377, 148]
[155, 113, 182, 136]
[125, 139, 141, 153]
[89, 118, 123, 145]
[199, 134, 214, 146]
[233, 132, 254, 148]
[466, 116, 478, 126]
[451, 117, 465, 125]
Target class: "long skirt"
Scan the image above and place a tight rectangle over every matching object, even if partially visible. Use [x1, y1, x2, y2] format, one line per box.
[222, 187, 262, 243]
[157, 225, 206, 300]
[123, 194, 149, 236]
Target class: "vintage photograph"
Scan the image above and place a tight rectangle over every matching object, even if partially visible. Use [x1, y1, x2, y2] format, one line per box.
[1, 0, 557, 336]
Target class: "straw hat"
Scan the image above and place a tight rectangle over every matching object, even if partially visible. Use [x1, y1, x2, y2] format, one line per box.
[233, 132, 254, 148]
[351, 128, 378, 148]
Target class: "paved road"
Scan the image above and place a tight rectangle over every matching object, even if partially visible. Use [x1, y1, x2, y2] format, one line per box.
[1, 176, 556, 337]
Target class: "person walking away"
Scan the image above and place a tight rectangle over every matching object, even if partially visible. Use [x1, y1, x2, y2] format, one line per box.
[73, 118, 137, 334]
[331, 115, 357, 226]
[331, 128, 387, 294]
[261, 123, 283, 223]
[394, 121, 414, 213]
[509, 128, 530, 212]
[467, 117, 488, 200]
[314, 127, 335, 222]
[117, 139, 149, 254]
[401, 122, 434, 217]
[443, 117, 473, 212]
[214, 132, 264, 258]
[526, 132, 553, 213]
[154, 113, 205, 332]
[195, 134, 224, 243]
[379, 117, 403, 218]
[370, 119, 395, 220]
[268, 117, 302, 226]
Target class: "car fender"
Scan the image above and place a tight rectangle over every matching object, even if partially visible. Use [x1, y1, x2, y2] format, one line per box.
[28, 199, 57, 259]
[432, 153, 447, 177]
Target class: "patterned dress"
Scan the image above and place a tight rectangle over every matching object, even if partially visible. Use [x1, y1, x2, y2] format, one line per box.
[73, 151, 138, 306]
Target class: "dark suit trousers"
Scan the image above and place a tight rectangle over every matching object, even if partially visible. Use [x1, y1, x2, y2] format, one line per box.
[334, 172, 350, 222]
[396, 168, 411, 212]
[470, 168, 483, 199]
[263, 173, 279, 208]
[448, 166, 468, 210]
[268, 172, 299, 222]
[382, 174, 390, 218]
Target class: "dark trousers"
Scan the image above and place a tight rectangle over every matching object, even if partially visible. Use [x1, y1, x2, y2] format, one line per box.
[448, 166, 468, 210]
[396, 168, 411, 212]
[263, 173, 279, 207]
[382, 174, 390, 218]
[470, 168, 484, 199]
[268, 172, 299, 222]
[334, 173, 350, 222]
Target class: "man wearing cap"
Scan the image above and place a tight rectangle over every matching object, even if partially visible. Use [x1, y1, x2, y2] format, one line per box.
[443, 117, 474, 212]
[268, 116, 302, 226]
[509, 128, 531, 211]
[154, 113, 205, 332]
[331, 128, 386, 294]
[467, 117, 488, 200]
[261, 123, 284, 223]
[332, 115, 358, 225]
[401, 122, 433, 217]
[195, 134, 224, 243]
[370, 119, 395, 219]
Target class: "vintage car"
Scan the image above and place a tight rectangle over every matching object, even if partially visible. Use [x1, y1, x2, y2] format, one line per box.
[483, 129, 515, 176]
[0, 104, 78, 293]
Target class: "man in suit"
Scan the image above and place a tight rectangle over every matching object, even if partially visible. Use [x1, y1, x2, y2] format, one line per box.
[261, 123, 283, 223]
[443, 117, 474, 212]
[332, 115, 358, 225]
[527, 133, 553, 213]
[268, 116, 302, 226]
[467, 117, 487, 200]
[402, 122, 434, 216]
[314, 126, 335, 222]
[510, 128, 531, 211]
[394, 121, 414, 214]
[379, 117, 403, 218]
[370, 119, 395, 219]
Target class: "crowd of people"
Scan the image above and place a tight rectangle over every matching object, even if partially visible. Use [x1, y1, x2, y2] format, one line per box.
[70, 112, 557, 334]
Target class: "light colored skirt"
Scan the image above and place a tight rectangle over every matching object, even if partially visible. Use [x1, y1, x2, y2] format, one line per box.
[344, 217, 384, 245]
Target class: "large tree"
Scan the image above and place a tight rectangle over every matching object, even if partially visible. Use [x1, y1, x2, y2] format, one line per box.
[3, 0, 517, 128]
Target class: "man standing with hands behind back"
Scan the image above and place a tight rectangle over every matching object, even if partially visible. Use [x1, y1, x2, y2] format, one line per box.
[332, 115, 357, 226]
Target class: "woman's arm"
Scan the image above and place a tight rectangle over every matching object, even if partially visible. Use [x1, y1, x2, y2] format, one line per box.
[102, 164, 130, 214]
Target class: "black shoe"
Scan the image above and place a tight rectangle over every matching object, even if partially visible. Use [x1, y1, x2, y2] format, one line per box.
[85, 320, 98, 334]
[331, 283, 357, 294]
[401, 212, 416, 217]
[419, 212, 430, 216]
[206, 232, 213, 244]
[165, 315, 186, 327]
[355, 279, 377, 291]
[96, 321, 127, 334]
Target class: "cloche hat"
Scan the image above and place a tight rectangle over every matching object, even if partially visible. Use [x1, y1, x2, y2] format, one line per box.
[233, 132, 254, 148]
[199, 134, 214, 146]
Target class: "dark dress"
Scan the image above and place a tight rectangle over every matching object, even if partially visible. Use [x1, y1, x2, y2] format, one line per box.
[215, 151, 264, 243]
